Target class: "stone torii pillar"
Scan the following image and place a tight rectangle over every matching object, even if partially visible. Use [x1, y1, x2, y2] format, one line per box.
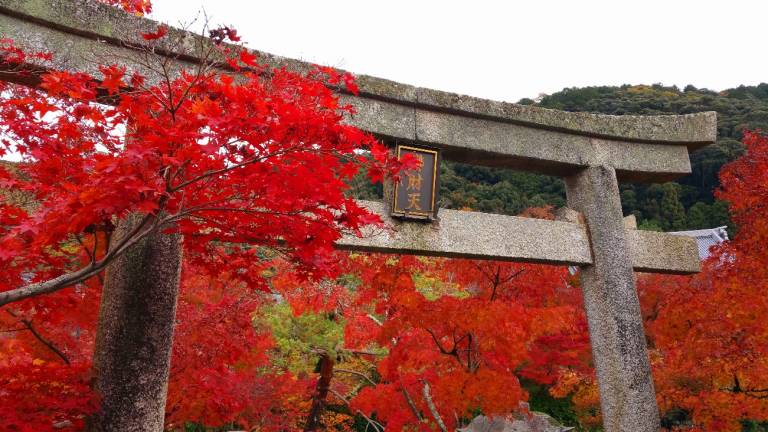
[0, 1, 716, 430]
[566, 166, 660, 430]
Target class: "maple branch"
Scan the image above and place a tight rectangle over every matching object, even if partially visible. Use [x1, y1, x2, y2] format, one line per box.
[91, 231, 100, 265]
[489, 266, 502, 301]
[341, 348, 384, 357]
[328, 388, 385, 432]
[335, 368, 376, 386]
[366, 313, 384, 327]
[467, 332, 480, 373]
[158, 49, 177, 115]
[453, 332, 470, 348]
[425, 328, 455, 357]
[328, 388, 349, 405]
[4, 309, 69, 365]
[0, 264, 106, 307]
[169, 145, 301, 193]
[500, 268, 525, 285]
[354, 408, 384, 432]
[176, 207, 303, 219]
[471, 261, 496, 285]
[74, 233, 104, 285]
[720, 375, 768, 399]
[401, 386, 424, 421]
[0, 213, 165, 307]
[22, 318, 71, 365]
[421, 381, 448, 432]
[74, 234, 94, 266]
[720, 386, 768, 399]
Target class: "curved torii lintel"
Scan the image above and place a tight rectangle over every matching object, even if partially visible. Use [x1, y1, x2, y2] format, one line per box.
[0, 0, 716, 182]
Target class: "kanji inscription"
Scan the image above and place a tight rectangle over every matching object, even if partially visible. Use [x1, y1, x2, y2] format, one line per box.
[391, 144, 439, 220]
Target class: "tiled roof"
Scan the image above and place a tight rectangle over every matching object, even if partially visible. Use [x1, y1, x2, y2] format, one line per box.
[669, 226, 729, 260]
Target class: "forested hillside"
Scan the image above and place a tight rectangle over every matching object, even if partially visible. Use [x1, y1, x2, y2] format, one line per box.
[413, 83, 768, 232]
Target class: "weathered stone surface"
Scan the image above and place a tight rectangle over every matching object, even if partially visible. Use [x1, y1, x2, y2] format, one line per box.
[630, 229, 701, 274]
[0, 0, 716, 146]
[338, 201, 593, 266]
[91, 214, 183, 432]
[0, 11, 207, 86]
[458, 410, 574, 432]
[340, 95, 417, 142]
[339, 200, 701, 275]
[623, 214, 638, 230]
[554, 207, 582, 224]
[415, 86, 716, 148]
[0, 0, 716, 182]
[343, 95, 695, 180]
[413, 109, 693, 180]
[565, 166, 660, 432]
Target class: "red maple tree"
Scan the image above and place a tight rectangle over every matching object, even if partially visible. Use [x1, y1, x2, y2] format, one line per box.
[546, 131, 768, 431]
[0, 7, 409, 429]
[6, 1, 768, 431]
[326, 253, 587, 431]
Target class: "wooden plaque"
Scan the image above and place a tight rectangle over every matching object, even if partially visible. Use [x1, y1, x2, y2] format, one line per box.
[391, 144, 440, 220]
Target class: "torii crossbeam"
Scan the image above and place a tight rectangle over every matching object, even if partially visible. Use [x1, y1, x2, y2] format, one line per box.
[0, 1, 716, 430]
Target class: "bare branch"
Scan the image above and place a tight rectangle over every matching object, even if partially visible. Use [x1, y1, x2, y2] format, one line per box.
[0, 213, 164, 307]
[0, 264, 106, 307]
[341, 348, 385, 357]
[366, 313, 383, 327]
[328, 388, 349, 405]
[4, 309, 69, 365]
[335, 368, 376, 386]
[425, 328, 455, 357]
[401, 386, 423, 421]
[169, 146, 300, 193]
[422, 381, 447, 432]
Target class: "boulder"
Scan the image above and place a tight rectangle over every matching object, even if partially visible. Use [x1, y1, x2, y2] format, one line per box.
[457, 404, 574, 432]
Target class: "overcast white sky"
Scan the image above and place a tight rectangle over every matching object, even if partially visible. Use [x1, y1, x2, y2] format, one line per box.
[154, 2, 766, 102]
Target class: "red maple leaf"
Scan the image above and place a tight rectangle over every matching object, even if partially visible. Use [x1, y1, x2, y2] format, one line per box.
[141, 24, 168, 41]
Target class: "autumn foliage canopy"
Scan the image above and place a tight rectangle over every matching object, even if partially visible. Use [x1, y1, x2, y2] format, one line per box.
[2, 1, 768, 431]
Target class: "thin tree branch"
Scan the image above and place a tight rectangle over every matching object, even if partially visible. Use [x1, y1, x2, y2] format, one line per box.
[327, 390, 384, 432]
[341, 348, 384, 357]
[74, 233, 104, 285]
[335, 368, 376, 386]
[401, 386, 423, 421]
[328, 388, 349, 405]
[421, 381, 447, 432]
[366, 313, 383, 327]
[425, 328, 455, 357]
[169, 145, 300, 193]
[5, 310, 70, 365]
[0, 213, 164, 307]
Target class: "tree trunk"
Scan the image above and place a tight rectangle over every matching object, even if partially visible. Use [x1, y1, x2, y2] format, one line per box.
[304, 353, 335, 432]
[90, 213, 183, 432]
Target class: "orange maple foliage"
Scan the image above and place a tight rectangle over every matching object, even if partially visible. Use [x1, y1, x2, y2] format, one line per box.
[549, 131, 768, 431]
[337, 255, 586, 431]
[648, 130, 768, 430]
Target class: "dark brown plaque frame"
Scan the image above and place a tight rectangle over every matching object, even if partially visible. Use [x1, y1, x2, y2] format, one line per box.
[391, 144, 440, 220]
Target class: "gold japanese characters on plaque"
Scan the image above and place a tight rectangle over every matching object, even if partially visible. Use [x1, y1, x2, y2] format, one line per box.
[391, 144, 440, 220]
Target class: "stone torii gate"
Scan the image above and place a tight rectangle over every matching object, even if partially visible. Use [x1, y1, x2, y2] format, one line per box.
[0, 1, 716, 430]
